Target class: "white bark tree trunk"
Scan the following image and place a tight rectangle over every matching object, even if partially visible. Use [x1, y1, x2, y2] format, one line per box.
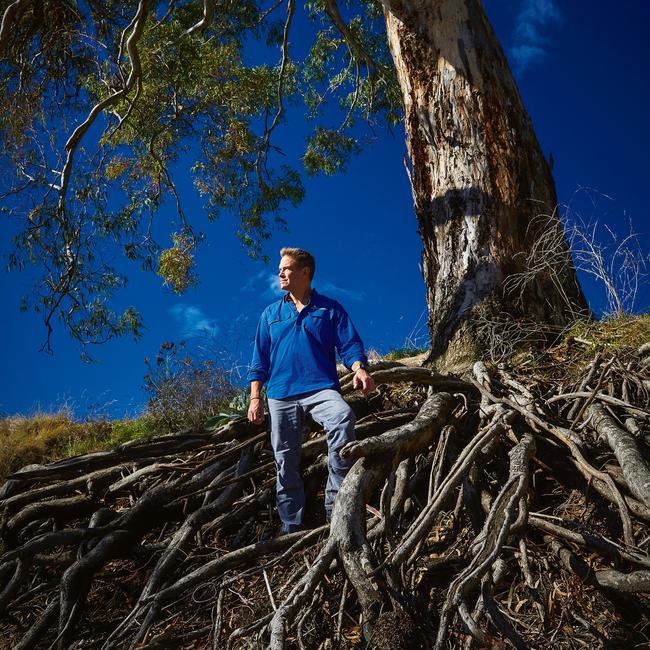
[383, 0, 587, 369]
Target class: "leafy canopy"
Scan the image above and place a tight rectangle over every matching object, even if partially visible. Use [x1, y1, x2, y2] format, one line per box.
[0, 0, 400, 354]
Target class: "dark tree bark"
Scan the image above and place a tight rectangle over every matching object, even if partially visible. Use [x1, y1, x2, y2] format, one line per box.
[383, 0, 588, 369]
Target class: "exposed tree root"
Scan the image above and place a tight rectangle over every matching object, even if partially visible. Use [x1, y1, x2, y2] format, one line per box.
[2, 344, 650, 648]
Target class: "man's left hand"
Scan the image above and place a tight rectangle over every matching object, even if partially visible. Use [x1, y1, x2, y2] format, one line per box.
[353, 368, 375, 395]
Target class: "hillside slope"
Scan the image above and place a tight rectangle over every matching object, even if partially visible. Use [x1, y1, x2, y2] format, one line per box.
[1, 318, 650, 648]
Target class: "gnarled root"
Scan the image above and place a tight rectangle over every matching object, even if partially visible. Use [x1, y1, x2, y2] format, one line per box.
[2, 348, 650, 648]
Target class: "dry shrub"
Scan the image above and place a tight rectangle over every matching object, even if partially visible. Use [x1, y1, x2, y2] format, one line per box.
[143, 341, 241, 432]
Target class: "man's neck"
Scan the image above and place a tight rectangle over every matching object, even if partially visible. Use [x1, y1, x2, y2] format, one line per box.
[289, 286, 312, 309]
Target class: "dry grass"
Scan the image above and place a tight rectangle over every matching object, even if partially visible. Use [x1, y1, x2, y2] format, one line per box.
[0, 411, 161, 481]
[1, 411, 92, 478]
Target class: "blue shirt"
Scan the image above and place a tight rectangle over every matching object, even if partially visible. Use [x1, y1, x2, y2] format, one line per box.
[247, 288, 368, 399]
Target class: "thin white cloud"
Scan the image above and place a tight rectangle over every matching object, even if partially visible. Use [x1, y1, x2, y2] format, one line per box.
[241, 269, 269, 292]
[241, 269, 283, 299]
[266, 274, 283, 298]
[510, 0, 562, 74]
[170, 303, 219, 338]
[317, 282, 365, 302]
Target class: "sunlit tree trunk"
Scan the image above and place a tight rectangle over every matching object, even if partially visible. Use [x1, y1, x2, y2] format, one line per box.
[383, 0, 588, 369]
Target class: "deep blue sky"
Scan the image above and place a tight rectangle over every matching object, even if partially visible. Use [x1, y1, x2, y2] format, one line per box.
[1, 0, 649, 419]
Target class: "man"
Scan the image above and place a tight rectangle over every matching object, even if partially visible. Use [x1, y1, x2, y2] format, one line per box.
[247, 247, 375, 534]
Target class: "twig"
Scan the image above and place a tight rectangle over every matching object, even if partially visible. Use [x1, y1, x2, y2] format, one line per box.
[263, 568, 277, 611]
[211, 588, 224, 650]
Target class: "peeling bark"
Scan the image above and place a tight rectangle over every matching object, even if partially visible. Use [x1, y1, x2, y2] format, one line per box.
[383, 0, 587, 368]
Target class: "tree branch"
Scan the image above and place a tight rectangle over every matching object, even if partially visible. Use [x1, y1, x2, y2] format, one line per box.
[57, 0, 152, 211]
[324, 0, 375, 72]
[183, 0, 214, 36]
[0, 0, 30, 54]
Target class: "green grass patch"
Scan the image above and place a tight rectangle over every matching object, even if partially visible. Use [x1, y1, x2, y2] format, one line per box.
[527, 312, 650, 384]
[563, 313, 650, 351]
[0, 412, 163, 481]
[384, 346, 428, 361]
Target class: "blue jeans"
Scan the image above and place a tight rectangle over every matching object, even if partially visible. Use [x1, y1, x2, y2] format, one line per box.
[267, 389, 356, 533]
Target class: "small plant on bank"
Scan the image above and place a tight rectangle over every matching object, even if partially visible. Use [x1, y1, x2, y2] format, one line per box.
[143, 341, 240, 432]
[203, 391, 250, 429]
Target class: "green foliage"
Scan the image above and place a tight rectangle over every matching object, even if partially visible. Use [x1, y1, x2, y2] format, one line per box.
[302, 4, 401, 129]
[0, 1, 402, 351]
[157, 231, 198, 293]
[304, 127, 360, 175]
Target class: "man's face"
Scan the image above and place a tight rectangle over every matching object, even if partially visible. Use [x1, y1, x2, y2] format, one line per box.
[278, 255, 310, 293]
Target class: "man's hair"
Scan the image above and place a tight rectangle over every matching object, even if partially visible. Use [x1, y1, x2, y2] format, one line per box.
[280, 247, 316, 279]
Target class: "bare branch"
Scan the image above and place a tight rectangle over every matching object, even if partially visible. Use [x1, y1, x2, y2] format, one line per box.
[259, 0, 295, 170]
[57, 0, 152, 211]
[258, 0, 285, 24]
[0, 0, 30, 54]
[183, 0, 214, 36]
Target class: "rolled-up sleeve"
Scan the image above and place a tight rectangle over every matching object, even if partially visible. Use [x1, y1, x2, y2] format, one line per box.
[247, 311, 271, 383]
[333, 304, 367, 370]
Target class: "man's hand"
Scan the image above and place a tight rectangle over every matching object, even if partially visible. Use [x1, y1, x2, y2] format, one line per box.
[247, 397, 265, 424]
[353, 368, 375, 395]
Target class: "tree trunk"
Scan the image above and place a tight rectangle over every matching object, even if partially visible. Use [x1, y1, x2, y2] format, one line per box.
[383, 0, 588, 370]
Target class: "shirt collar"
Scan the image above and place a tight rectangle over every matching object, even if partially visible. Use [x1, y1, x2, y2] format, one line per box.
[283, 288, 318, 304]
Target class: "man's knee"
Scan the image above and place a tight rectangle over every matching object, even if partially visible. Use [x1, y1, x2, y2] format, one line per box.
[275, 445, 301, 475]
[328, 398, 356, 428]
[326, 403, 355, 455]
